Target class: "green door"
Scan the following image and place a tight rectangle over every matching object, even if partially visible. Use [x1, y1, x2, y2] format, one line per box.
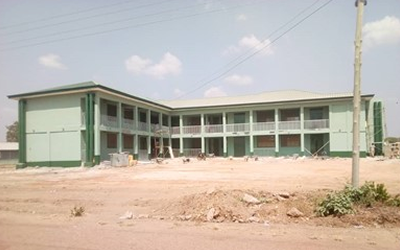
[234, 137, 246, 157]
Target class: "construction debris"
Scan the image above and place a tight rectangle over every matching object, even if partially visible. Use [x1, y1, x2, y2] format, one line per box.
[242, 193, 261, 204]
[197, 153, 206, 161]
[287, 207, 304, 218]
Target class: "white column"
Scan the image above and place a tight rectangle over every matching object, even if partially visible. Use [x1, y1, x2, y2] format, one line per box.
[223, 112, 227, 156]
[179, 115, 183, 155]
[249, 110, 254, 155]
[275, 108, 279, 154]
[300, 106, 304, 154]
[118, 102, 122, 152]
[201, 113, 205, 153]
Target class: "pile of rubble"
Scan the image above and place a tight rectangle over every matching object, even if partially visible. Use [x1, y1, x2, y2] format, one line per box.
[152, 189, 310, 224]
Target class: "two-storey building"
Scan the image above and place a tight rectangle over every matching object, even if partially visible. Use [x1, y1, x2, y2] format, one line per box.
[8, 81, 384, 167]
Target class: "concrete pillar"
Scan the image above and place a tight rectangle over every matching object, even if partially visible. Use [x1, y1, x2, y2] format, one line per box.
[300, 106, 304, 155]
[201, 113, 205, 153]
[118, 102, 123, 153]
[222, 112, 227, 157]
[249, 110, 254, 155]
[275, 108, 279, 156]
[94, 95, 101, 164]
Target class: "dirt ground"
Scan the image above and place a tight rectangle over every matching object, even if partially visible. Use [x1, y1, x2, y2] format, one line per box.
[0, 157, 399, 250]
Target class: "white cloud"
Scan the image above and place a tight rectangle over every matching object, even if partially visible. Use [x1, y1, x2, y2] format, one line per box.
[222, 34, 274, 57]
[237, 14, 247, 21]
[204, 87, 227, 98]
[38, 54, 67, 70]
[363, 16, 400, 49]
[125, 52, 182, 79]
[224, 74, 253, 86]
[173, 88, 185, 97]
[125, 55, 151, 74]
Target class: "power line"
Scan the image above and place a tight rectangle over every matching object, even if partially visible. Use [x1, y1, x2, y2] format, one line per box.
[0, 0, 218, 46]
[0, 1, 265, 52]
[0, 0, 177, 36]
[0, 0, 139, 30]
[176, 0, 334, 99]
[199, 0, 322, 86]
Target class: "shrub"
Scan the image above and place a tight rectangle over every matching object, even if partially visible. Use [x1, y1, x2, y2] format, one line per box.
[71, 206, 85, 217]
[388, 195, 400, 207]
[317, 181, 392, 217]
[316, 191, 354, 217]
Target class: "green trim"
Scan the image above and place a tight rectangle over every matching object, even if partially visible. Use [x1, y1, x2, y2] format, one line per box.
[94, 155, 100, 165]
[85, 93, 95, 165]
[18, 100, 26, 165]
[330, 151, 367, 158]
[25, 161, 82, 168]
[373, 102, 383, 155]
[134, 154, 139, 160]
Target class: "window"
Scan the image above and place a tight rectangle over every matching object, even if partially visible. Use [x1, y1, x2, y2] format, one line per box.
[107, 104, 117, 117]
[107, 133, 117, 148]
[280, 109, 300, 121]
[124, 108, 134, 120]
[280, 135, 300, 147]
[139, 111, 147, 122]
[256, 110, 274, 122]
[123, 134, 133, 149]
[310, 108, 323, 120]
[162, 114, 169, 126]
[257, 136, 275, 148]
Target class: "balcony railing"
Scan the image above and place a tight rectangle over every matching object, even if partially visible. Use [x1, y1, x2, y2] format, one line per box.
[183, 148, 202, 157]
[122, 118, 135, 130]
[226, 123, 250, 133]
[253, 122, 275, 131]
[304, 119, 329, 129]
[138, 121, 149, 132]
[182, 125, 201, 134]
[278, 121, 301, 130]
[171, 126, 180, 135]
[101, 115, 118, 128]
[204, 124, 223, 133]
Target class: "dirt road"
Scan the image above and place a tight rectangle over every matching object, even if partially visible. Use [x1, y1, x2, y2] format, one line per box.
[0, 157, 399, 250]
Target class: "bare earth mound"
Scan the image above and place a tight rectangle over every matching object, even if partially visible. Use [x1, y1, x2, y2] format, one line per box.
[153, 188, 400, 227]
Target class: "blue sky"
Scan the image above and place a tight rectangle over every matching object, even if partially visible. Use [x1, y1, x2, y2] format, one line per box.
[0, 0, 399, 140]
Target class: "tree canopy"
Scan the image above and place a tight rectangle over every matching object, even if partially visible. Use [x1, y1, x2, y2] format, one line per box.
[6, 121, 18, 142]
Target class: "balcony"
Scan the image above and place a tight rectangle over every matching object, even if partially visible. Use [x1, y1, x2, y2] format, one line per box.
[171, 126, 180, 135]
[122, 118, 135, 130]
[304, 119, 329, 130]
[183, 148, 202, 157]
[182, 125, 201, 134]
[253, 122, 275, 132]
[138, 121, 149, 132]
[226, 123, 250, 133]
[101, 115, 118, 128]
[278, 121, 301, 130]
[204, 124, 223, 133]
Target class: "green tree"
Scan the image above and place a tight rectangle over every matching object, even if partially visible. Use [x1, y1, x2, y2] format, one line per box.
[6, 121, 18, 142]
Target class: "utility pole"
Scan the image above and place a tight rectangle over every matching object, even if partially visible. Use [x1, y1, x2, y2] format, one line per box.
[352, 0, 367, 187]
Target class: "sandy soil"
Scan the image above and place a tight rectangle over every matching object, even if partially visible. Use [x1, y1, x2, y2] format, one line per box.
[0, 157, 399, 250]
